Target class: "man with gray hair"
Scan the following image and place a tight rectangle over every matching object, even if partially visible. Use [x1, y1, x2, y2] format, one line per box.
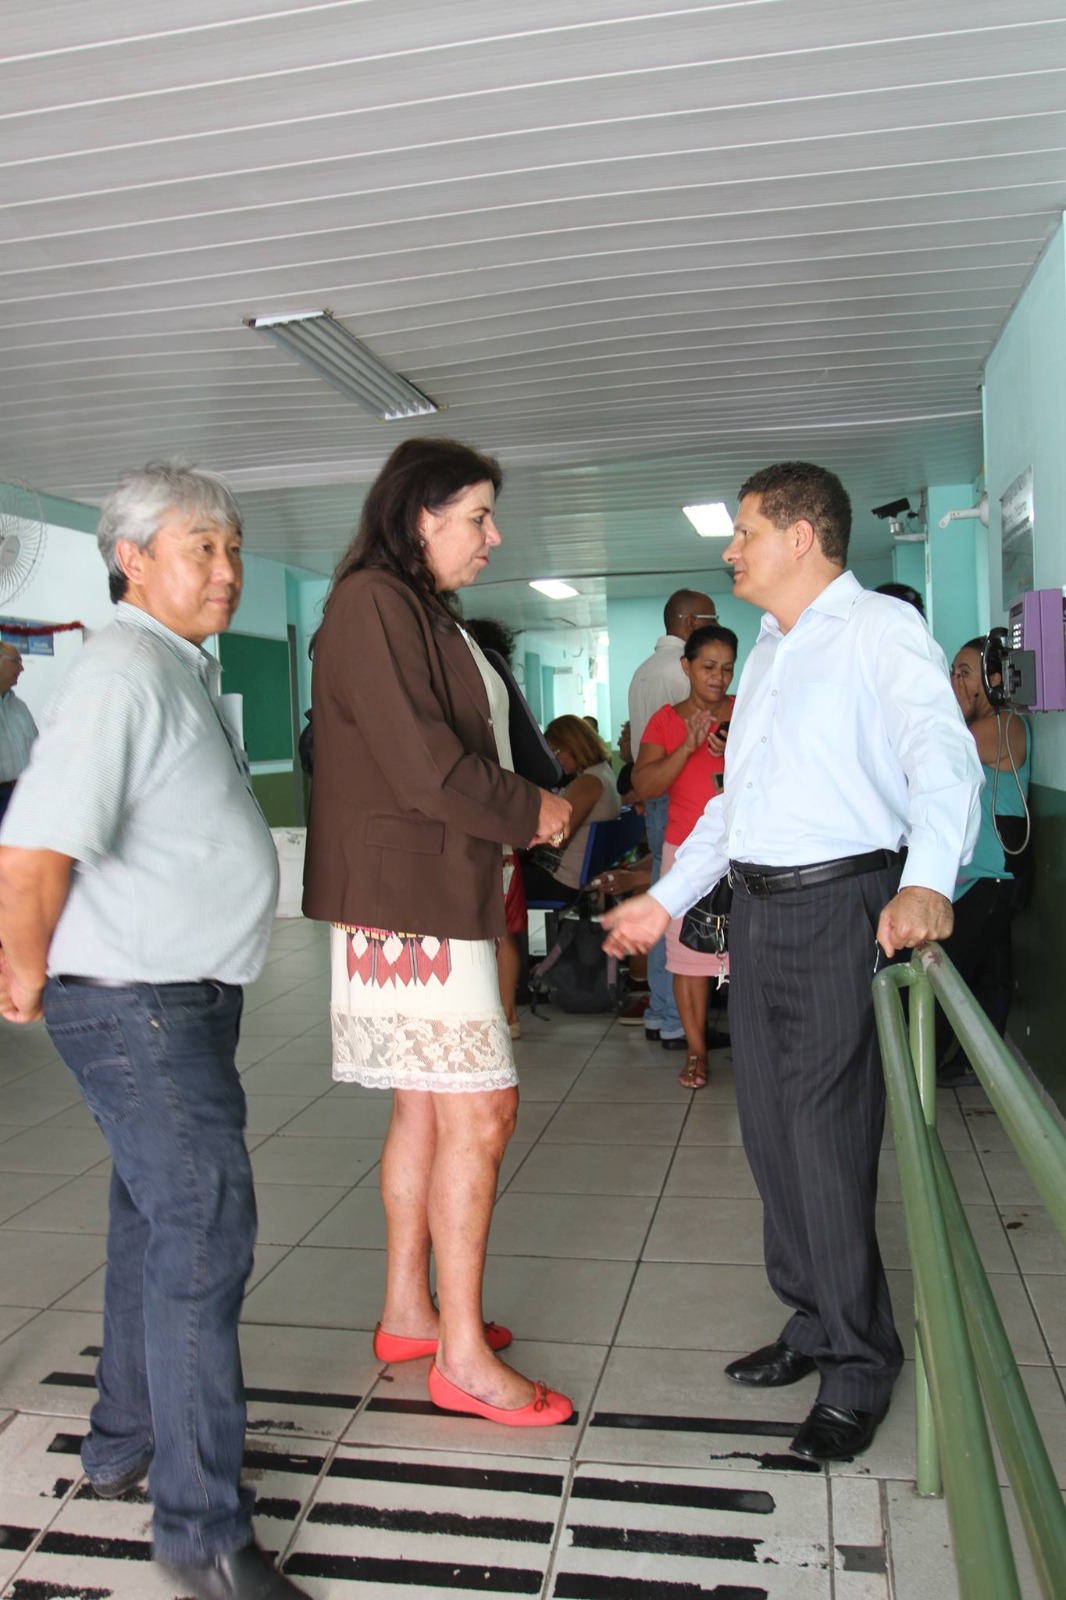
[0, 464, 306, 1600]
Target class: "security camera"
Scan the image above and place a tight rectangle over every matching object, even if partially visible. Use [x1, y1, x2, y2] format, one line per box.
[872, 498, 912, 520]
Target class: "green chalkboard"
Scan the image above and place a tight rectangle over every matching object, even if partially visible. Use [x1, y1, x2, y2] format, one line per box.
[218, 631, 293, 762]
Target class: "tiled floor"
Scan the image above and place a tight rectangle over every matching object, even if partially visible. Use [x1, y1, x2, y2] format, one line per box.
[0, 917, 1063, 1599]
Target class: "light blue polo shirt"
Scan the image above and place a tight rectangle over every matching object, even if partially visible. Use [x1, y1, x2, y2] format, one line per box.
[1, 604, 279, 983]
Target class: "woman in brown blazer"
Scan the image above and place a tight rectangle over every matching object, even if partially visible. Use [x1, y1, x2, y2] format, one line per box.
[304, 438, 573, 1427]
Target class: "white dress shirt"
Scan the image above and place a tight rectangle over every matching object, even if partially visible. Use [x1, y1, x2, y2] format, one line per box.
[628, 636, 688, 748]
[0, 690, 37, 783]
[651, 572, 982, 916]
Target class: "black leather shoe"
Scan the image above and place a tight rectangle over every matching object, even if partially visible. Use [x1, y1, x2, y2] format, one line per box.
[156, 1541, 310, 1599]
[643, 1025, 661, 1041]
[789, 1402, 884, 1461]
[89, 1452, 152, 1498]
[660, 1034, 688, 1051]
[725, 1340, 817, 1386]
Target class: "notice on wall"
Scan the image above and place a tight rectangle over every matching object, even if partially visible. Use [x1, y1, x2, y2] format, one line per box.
[1000, 467, 1034, 604]
[0, 615, 55, 656]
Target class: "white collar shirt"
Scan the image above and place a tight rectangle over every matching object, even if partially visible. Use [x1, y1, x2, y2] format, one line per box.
[0, 689, 37, 782]
[628, 636, 688, 749]
[651, 572, 982, 914]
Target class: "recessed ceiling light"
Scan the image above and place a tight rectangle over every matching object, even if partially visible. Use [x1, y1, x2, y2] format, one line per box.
[529, 579, 579, 599]
[683, 502, 734, 538]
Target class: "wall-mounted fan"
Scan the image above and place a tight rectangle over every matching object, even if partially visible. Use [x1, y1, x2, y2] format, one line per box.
[0, 481, 46, 603]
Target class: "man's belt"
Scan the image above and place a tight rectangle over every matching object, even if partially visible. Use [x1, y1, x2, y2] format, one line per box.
[54, 975, 220, 989]
[729, 848, 903, 897]
[0, 780, 15, 795]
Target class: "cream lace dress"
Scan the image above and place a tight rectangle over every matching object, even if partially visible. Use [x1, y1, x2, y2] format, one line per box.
[329, 631, 518, 1093]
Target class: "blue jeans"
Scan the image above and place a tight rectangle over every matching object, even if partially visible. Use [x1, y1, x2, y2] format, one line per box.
[643, 795, 683, 1038]
[44, 978, 256, 1564]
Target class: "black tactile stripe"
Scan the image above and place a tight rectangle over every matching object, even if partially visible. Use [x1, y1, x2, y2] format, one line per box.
[327, 1456, 564, 1496]
[589, 1411, 794, 1437]
[307, 1501, 555, 1541]
[571, 1477, 775, 1515]
[49, 1369, 361, 1411]
[367, 1396, 579, 1425]
[285, 1551, 544, 1591]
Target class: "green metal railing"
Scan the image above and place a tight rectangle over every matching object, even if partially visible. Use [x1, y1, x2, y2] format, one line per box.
[873, 944, 1066, 1600]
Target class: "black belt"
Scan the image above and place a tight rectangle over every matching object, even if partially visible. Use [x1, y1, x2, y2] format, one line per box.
[54, 975, 219, 989]
[0, 780, 15, 794]
[729, 848, 903, 897]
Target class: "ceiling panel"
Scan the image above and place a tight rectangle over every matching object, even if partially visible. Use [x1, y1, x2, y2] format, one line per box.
[0, 0, 1062, 632]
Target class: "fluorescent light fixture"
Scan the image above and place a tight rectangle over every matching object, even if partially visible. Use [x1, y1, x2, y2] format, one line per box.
[683, 502, 734, 538]
[529, 579, 579, 600]
[245, 310, 438, 420]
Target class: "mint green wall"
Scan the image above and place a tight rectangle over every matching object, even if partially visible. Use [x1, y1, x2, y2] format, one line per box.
[0, 482, 99, 536]
[891, 541, 928, 613]
[924, 484, 982, 661]
[605, 591, 763, 735]
[286, 571, 327, 717]
[982, 217, 1066, 1107]
[233, 551, 287, 639]
[984, 221, 1066, 791]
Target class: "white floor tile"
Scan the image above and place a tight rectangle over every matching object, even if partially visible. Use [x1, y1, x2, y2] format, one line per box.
[1, 925, 1058, 1599]
[505, 1141, 674, 1196]
[488, 1192, 657, 1261]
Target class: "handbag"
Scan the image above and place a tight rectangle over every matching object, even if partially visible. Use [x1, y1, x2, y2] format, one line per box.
[480, 648, 563, 789]
[679, 875, 732, 955]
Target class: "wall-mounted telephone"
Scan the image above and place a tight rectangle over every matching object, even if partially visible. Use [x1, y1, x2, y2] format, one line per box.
[980, 589, 1066, 712]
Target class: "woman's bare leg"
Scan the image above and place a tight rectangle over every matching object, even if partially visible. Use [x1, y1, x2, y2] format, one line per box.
[379, 1089, 439, 1336]
[430, 1086, 538, 1408]
[674, 974, 710, 1061]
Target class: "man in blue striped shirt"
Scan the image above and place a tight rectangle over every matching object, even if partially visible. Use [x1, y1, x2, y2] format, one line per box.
[0, 463, 305, 1600]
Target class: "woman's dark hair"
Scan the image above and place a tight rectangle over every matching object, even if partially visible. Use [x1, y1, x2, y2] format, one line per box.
[464, 616, 516, 666]
[684, 623, 739, 662]
[317, 437, 502, 639]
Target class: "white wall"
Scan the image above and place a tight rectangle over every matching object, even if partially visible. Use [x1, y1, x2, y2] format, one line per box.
[1, 521, 110, 720]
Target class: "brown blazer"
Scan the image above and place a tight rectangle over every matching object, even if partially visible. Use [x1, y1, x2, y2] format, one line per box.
[302, 569, 542, 939]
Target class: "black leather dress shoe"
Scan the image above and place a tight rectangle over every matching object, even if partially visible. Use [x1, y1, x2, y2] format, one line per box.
[789, 1402, 884, 1461]
[89, 1452, 152, 1499]
[156, 1541, 310, 1600]
[725, 1341, 817, 1386]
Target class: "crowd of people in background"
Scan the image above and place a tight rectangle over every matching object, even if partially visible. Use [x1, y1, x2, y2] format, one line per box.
[0, 438, 1031, 1592]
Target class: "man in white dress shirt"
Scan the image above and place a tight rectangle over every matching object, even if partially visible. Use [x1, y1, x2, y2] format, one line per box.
[0, 643, 37, 823]
[604, 462, 981, 1462]
[626, 589, 716, 1046]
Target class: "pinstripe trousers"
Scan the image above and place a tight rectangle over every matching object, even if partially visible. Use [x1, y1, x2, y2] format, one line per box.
[728, 862, 905, 1413]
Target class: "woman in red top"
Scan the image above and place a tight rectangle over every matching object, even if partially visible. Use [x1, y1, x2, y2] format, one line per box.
[632, 624, 738, 1089]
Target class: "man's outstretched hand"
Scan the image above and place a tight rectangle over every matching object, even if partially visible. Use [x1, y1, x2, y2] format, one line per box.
[876, 886, 954, 959]
[600, 893, 671, 957]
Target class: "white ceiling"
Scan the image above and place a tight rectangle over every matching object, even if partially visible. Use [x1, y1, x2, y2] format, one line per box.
[3, 0, 1064, 627]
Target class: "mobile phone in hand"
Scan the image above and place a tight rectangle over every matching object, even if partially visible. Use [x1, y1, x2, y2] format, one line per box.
[714, 720, 730, 742]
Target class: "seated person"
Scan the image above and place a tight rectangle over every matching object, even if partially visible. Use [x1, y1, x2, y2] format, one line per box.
[521, 715, 621, 904]
[938, 636, 1031, 1085]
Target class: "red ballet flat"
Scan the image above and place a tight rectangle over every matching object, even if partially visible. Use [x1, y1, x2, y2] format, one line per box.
[427, 1363, 573, 1427]
[372, 1320, 512, 1363]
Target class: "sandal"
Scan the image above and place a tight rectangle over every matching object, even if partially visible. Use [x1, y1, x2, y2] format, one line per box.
[679, 1054, 708, 1090]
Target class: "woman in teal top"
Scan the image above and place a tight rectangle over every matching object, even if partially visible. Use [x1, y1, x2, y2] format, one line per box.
[938, 639, 1031, 1083]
